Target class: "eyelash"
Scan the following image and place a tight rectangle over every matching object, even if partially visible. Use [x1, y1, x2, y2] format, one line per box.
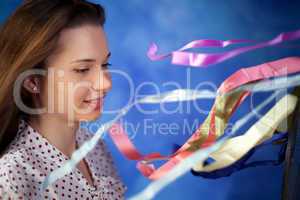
[74, 63, 112, 73]
[101, 63, 112, 69]
[74, 68, 90, 73]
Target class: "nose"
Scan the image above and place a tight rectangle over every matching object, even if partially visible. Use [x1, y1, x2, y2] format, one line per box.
[92, 69, 112, 93]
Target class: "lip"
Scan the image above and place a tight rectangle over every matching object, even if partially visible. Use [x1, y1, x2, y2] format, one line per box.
[84, 94, 107, 102]
[84, 97, 102, 103]
[84, 98, 103, 110]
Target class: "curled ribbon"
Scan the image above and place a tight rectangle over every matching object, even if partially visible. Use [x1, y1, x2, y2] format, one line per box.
[108, 57, 300, 180]
[128, 93, 297, 200]
[42, 57, 300, 189]
[147, 30, 300, 67]
[192, 94, 297, 172]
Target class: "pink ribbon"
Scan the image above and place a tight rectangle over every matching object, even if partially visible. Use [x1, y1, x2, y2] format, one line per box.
[108, 57, 300, 180]
[147, 29, 300, 67]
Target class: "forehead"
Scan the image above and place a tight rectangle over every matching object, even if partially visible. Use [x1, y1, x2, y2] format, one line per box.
[46, 25, 109, 67]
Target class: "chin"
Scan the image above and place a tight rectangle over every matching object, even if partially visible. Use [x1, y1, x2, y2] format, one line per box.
[77, 110, 102, 122]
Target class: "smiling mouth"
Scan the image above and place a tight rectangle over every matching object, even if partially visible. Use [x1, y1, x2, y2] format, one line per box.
[83, 97, 102, 103]
[84, 93, 107, 103]
[83, 98, 103, 111]
[83, 94, 106, 110]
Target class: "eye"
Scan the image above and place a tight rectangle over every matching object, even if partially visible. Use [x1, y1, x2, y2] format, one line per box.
[101, 63, 112, 69]
[73, 67, 90, 73]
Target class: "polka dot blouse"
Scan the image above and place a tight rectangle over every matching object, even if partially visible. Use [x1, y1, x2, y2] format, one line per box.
[0, 118, 126, 199]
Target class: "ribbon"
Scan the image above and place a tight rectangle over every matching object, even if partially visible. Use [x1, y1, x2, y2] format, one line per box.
[128, 123, 235, 200]
[192, 94, 297, 172]
[138, 89, 216, 103]
[43, 57, 300, 189]
[147, 39, 253, 61]
[41, 105, 133, 190]
[41, 89, 219, 189]
[108, 57, 300, 180]
[147, 29, 300, 67]
[128, 93, 297, 200]
[219, 57, 300, 93]
[192, 132, 288, 179]
[129, 95, 297, 200]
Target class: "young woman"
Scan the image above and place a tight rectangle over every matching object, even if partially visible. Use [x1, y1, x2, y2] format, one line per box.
[0, 0, 126, 199]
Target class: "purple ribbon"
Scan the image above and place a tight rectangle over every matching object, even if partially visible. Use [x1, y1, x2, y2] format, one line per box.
[147, 29, 300, 67]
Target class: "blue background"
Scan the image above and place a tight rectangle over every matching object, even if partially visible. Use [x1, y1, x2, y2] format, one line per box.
[1, 0, 300, 199]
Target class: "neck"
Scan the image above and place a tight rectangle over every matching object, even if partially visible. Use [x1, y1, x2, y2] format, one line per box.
[28, 114, 79, 158]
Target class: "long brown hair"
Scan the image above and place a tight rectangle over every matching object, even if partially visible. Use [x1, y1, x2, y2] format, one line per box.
[0, 0, 106, 155]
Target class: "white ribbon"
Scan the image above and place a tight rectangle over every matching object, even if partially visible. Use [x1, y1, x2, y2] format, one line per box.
[42, 73, 300, 192]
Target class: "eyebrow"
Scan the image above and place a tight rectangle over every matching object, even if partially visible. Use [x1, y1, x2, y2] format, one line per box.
[70, 52, 111, 64]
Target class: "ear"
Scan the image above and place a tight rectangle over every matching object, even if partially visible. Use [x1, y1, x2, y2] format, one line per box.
[23, 76, 40, 94]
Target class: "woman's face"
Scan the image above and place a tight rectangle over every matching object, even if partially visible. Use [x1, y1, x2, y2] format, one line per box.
[40, 24, 112, 123]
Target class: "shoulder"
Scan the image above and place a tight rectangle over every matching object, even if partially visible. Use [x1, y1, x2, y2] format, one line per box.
[0, 146, 28, 174]
[0, 152, 27, 198]
[0, 146, 42, 197]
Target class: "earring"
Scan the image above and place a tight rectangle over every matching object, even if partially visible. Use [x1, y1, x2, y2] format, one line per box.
[33, 86, 38, 92]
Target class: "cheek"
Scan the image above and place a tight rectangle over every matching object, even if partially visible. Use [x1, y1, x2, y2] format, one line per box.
[43, 71, 95, 118]
[48, 77, 69, 112]
[63, 77, 95, 112]
[71, 84, 90, 107]
[43, 76, 89, 113]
